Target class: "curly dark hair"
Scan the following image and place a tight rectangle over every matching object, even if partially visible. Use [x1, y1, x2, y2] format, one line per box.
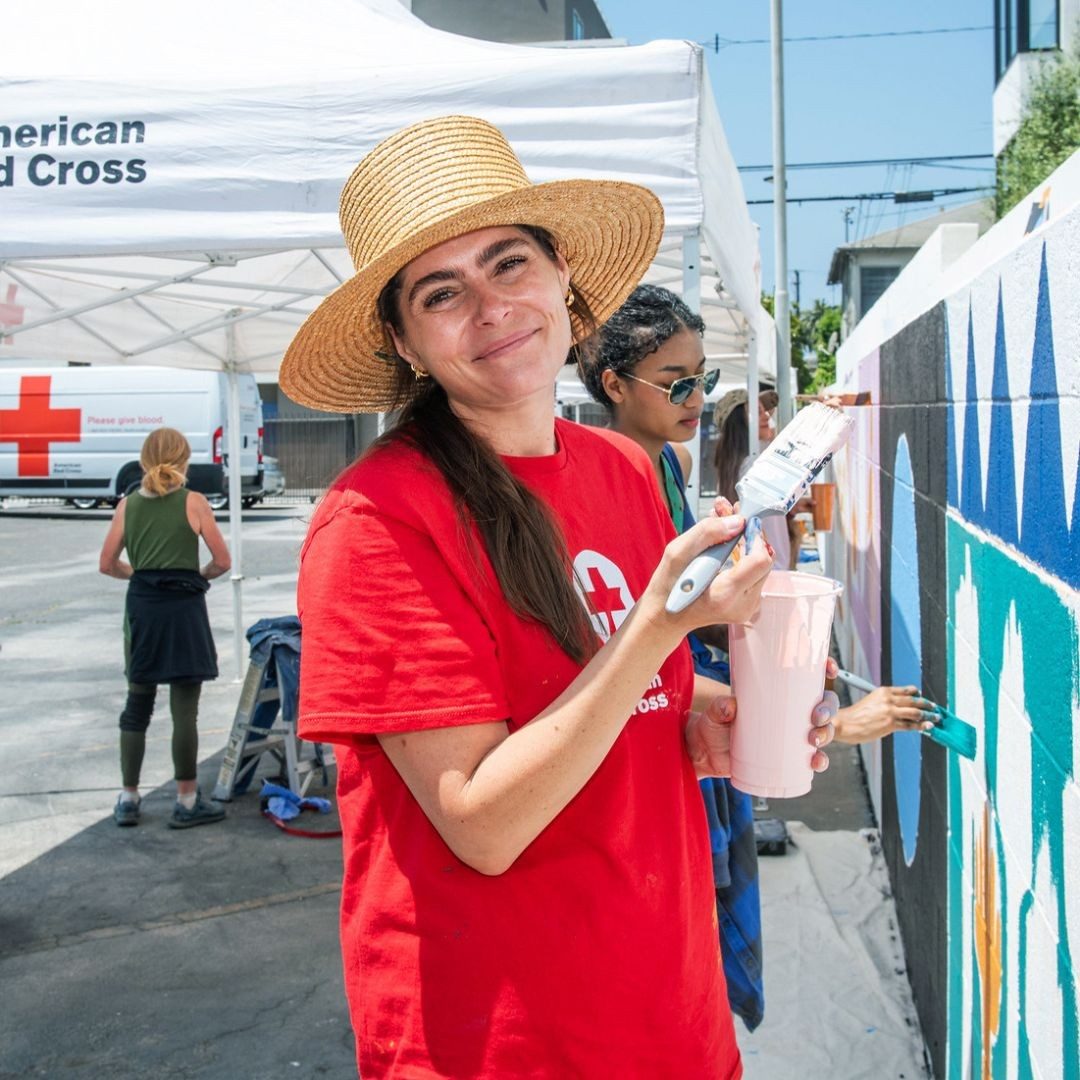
[578, 284, 706, 411]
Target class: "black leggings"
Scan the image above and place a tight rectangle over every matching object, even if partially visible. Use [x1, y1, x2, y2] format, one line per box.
[118, 681, 201, 787]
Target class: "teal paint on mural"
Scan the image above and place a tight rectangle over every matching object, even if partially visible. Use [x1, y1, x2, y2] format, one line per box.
[946, 515, 1079, 1079]
[948, 734, 964, 1080]
[994, 814, 1010, 1079]
[1017, 890, 1036, 1080]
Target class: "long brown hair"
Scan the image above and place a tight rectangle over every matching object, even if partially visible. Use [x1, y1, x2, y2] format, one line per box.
[376, 226, 600, 664]
[713, 403, 749, 505]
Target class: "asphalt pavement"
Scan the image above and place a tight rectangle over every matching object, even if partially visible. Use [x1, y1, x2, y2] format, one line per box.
[0, 501, 355, 1078]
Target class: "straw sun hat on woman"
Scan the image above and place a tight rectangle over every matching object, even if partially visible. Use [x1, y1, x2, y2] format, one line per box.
[279, 114, 665, 413]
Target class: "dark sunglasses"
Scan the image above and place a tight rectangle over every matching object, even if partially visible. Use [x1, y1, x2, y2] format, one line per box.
[622, 368, 720, 405]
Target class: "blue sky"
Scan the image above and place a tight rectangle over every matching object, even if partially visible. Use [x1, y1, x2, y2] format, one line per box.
[602, 0, 995, 307]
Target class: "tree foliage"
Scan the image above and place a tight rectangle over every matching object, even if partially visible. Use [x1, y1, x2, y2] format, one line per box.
[760, 295, 842, 393]
[996, 49, 1080, 219]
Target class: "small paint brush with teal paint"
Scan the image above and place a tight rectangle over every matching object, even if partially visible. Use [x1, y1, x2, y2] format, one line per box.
[834, 669, 978, 761]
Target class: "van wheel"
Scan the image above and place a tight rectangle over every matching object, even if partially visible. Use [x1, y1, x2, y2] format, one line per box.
[116, 463, 143, 500]
[206, 494, 228, 511]
[70, 498, 100, 510]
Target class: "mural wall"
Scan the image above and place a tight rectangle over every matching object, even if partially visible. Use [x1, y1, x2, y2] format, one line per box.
[829, 198, 1079, 1080]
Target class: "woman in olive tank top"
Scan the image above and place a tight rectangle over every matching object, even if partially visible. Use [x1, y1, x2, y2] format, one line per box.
[99, 427, 233, 829]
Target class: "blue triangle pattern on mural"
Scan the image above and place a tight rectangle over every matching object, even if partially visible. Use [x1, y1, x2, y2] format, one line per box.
[1019, 246, 1075, 588]
[986, 283, 1019, 545]
[960, 306, 984, 524]
[945, 312, 958, 509]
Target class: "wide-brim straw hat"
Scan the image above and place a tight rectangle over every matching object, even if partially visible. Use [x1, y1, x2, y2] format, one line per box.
[713, 387, 780, 430]
[279, 115, 665, 413]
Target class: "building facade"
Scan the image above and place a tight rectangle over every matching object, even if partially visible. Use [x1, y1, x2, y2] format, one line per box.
[827, 201, 995, 341]
[993, 0, 1079, 154]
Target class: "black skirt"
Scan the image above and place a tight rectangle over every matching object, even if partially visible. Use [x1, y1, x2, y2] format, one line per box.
[125, 570, 219, 684]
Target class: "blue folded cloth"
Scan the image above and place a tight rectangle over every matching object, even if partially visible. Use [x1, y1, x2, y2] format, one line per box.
[261, 780, 332, 821]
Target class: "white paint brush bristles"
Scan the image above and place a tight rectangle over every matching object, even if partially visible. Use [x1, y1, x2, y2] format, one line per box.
[736, 402, 853, 519]
[666, 403, 854, 614]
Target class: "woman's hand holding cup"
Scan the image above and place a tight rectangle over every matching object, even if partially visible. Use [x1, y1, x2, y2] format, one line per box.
[687, 659, 839, 780]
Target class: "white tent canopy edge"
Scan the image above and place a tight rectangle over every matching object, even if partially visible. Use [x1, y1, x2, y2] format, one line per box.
[0, 0, 773, 676]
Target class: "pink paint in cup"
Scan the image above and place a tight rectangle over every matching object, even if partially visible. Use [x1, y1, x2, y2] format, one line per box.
[728, 570, 843, 798]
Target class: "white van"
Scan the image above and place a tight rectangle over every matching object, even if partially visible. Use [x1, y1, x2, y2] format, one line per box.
[0, 366, 264, 508]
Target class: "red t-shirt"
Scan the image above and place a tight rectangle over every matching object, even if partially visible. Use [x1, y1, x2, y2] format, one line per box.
[297, 418, 741, 1080]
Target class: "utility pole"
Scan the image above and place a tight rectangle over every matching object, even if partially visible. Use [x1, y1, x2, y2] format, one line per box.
[793, 269, 801, 309]
[843, 206, 854, 243]
[771, 0, 792, 427]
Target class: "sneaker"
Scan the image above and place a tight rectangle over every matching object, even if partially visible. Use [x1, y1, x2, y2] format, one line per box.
[168, 789, 226, 829]
[114, 795, 140, 828]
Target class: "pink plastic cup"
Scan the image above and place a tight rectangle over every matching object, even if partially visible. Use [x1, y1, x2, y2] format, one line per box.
[728, 570, 843, 798]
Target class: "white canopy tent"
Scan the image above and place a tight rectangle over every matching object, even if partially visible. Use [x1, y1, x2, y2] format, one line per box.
[1, 0, 773, 674]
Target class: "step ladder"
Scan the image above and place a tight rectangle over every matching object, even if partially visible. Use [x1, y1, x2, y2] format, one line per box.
[213, 652, 334, 802]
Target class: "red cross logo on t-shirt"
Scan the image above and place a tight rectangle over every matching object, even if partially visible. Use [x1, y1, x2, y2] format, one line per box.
[573, 550, 635, 642]
[0, 375, 82, 477]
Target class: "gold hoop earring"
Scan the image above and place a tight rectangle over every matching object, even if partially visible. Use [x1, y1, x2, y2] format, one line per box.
[411, 366, 430, 381]
[565, 286, 575, 309]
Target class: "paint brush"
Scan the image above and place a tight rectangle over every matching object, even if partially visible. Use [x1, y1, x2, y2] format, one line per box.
[834, 669, 978, 761]
[666, 402, 854, 614]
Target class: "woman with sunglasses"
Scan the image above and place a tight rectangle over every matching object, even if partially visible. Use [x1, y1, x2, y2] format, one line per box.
[578, 284, 719, 518]
[579, 283, 766, 1032]
[279, 116, 837, 1080]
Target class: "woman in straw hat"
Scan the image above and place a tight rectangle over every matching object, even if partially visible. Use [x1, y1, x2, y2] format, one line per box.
[280, 115, 836, 1079]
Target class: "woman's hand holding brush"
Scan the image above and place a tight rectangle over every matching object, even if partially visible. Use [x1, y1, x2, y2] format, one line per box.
[833, 684, 937, 745]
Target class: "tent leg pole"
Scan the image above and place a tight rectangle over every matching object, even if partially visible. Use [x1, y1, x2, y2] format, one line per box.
[748, 328, 760, 458]
[682, 232, 702, 512]
[225, 313, 245, 681]
[771, 0, 793, 428]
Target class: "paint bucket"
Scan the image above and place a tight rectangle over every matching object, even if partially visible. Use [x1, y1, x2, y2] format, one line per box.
[810, 482, 836, 531]
[728, 570, 843, 798]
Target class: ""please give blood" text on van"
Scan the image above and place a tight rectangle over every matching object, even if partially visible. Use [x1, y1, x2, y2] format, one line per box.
[0, 366, 263, 508]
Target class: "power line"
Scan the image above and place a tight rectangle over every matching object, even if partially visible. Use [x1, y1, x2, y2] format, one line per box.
[746, 185, 992, 206]
[705, 25, 992, 50]
[738, 153, 994, 172]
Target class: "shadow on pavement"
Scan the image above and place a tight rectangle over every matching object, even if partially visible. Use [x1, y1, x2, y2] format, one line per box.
[0, 752, 355, 1079]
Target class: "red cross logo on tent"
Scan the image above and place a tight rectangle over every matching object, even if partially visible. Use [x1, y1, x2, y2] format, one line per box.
[0, 285, 24, 345]
[573, 550, 634, 642]
[0, 375, 82, 477]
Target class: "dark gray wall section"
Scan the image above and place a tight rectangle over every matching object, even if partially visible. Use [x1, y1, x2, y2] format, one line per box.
[411, 0, 611, 43]
[878, 300, 949, 1080]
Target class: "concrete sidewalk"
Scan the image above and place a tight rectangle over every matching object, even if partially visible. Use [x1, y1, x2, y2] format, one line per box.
[0, 505, 927, 1079]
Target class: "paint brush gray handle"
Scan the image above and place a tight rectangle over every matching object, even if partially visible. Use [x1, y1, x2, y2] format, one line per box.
[837, 666, 938, 717]
[664, 533, 744, 614]
[835, 668, 876, 694]
[664, 511, 774, 615]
